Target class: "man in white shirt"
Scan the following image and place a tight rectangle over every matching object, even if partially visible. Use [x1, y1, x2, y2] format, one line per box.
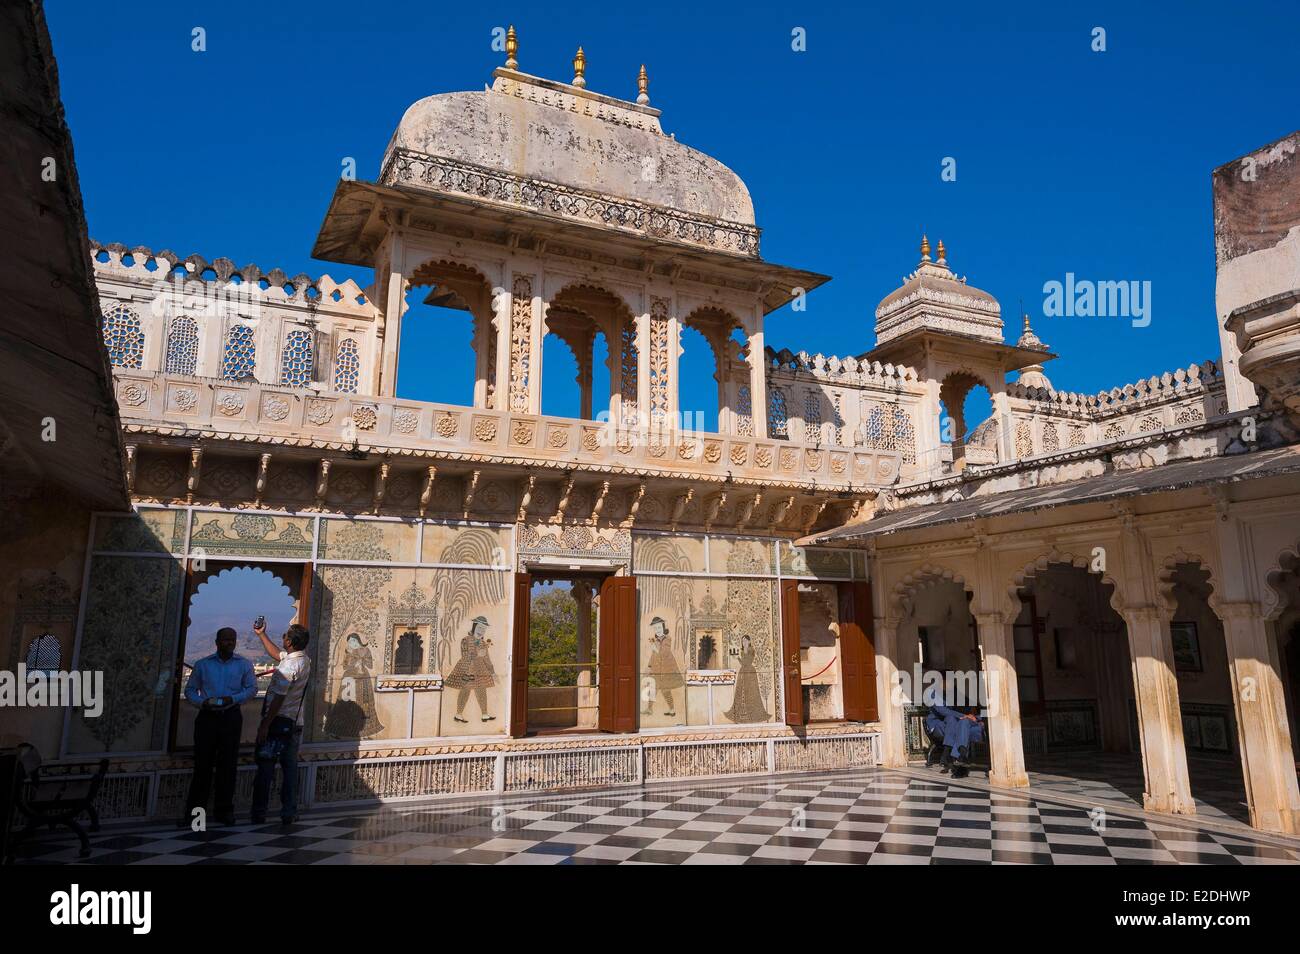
[250, 621, 312, 824]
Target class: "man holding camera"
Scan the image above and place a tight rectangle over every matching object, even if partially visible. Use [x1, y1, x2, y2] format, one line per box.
[250, 620, 312, 825]
[183, 627, 256, 826]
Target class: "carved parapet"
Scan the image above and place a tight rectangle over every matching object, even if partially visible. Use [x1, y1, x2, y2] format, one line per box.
[112, 370, 905, 492]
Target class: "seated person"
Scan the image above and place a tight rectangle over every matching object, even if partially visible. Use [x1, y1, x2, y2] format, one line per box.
[923, 704, 985, 778]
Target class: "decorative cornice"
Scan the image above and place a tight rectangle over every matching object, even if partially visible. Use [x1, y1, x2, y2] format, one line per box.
[380, 149, 761, 258]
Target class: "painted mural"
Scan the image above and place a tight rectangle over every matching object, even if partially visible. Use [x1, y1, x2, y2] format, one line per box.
[312, 521, 509, 741]
[634, 533, 780, 728]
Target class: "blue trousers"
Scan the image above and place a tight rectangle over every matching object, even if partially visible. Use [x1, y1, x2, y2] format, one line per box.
[252, 726, 301, 820]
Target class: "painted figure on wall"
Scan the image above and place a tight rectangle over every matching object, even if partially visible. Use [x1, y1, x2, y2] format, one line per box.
[324, 632, 384, 739]
[446, 615, 497, 723]
[644, 616, 684, 717]
[724, 634, 770, 724]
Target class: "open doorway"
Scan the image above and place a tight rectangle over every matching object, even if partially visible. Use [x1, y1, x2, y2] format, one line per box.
[525, 577, 599, 733]
[510, 572, 638, 737]
[779, 579, 877, 726]
[170, 561, 311, 750]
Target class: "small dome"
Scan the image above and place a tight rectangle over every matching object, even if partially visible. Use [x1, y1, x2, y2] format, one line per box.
[1017, 364, 1053, 391]
[874, 239, 1003, 345]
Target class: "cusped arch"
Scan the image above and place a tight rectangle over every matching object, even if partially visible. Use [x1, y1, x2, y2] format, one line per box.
[1156, 548, 1222, 619]
[1263, 544, 1300, 622]
[1010, 548, 1126, 620]
[546, 281, 637, 329]
[889, 562, 972, 619]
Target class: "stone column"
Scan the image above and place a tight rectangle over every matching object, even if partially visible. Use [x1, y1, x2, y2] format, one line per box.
[472, 309, 493, 409]
[634, 310, 651, 433]
[747, 319, 767, 439]
[377, 231, 406, 398]
[494, 279, 513, 413]
[1218, 601, 1300, 834]
[573, 581, 597, 729]
[874, 618, 909, 767]
[975, 611, 1029, 787]
[577, 334, 593, 421]
[1123, 605, 1196, 815]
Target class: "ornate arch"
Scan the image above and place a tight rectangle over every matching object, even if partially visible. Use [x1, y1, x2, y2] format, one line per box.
[889, 562, 973, 618]
[1009, 548, 1126, 620]
[1154, 547, 1223, 619]
[1264, 544, 1300, 623]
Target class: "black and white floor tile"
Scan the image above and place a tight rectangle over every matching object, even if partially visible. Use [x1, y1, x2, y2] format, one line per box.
[11, 766, 1299, 866]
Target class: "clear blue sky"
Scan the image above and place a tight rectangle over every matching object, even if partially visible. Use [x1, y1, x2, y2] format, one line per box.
[49, 1, 1300, 424]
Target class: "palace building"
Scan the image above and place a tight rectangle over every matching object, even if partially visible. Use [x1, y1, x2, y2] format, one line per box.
[6, 26, 1300, 835]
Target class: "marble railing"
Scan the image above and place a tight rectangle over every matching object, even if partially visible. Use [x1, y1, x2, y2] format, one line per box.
[112, 371, 906, 489]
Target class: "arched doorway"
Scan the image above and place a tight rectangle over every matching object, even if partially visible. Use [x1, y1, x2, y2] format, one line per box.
[170, 561, 310, 750]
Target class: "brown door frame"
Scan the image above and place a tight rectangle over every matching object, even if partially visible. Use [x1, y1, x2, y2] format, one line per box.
[509, 572, 531, 738]
[598, 574, 638, 733]
[780, 579, 804, 726]
[838, 580, 878, 722]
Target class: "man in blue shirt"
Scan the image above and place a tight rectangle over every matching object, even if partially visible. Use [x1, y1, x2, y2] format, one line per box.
[183, 627, 256, 826]
[923, 704, 985, 778]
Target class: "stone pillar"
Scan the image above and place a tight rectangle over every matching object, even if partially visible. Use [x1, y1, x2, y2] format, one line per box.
[975, 611, 1029, 788]
[874, 618, 909, 767]
[377, 231, 406, 398]
[634, 310, 650, 432]
[577, 334, 593, 421]
[1218, 601, 1300, 834]
[1123, 605, 1196, 815]
[574, 581, 597, 729]
[472, 309, 491, 409]
[748, 320, 767, 439]
[494, 280, 513, 413]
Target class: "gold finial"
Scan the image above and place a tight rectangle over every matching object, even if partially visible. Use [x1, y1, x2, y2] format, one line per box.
[504, 25, 518, 70]
[572, 46, 587, 88]
[636, 64, 650, 105]
[920, 234, 931, 261]
[937, 238, 946, 262]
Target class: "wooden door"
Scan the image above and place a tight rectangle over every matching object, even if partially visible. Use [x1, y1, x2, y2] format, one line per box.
[509, 573, 531, 738]
[598, 575, 638, 733]
[780, 579, 804, 726]
[839, 580, 879, 722]
[296, 561, 314, 627]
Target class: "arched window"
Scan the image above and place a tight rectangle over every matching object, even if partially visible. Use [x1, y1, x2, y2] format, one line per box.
[768, 387, 789, 439]
[393, 629, 423, 675]
[164, 315, 199, 375]
[25, 632, 61, 673]
[221, 324, 257, 380]
[279, 329, 315, 387]
[334, 337, 360, 393]
[101, 303, 144, 368]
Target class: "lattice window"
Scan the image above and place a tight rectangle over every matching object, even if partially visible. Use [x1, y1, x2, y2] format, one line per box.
[279, 329, 315, 387]
[509, 275, 534, 412]
[101, 302, 144, 368]
[1103, 421, 1125, 440]
[894, 407, 916, 464]
[334, 337, 360, 393]
[1014, 421, 1033, 457]
[1068, 425, 1086, 447]
[736, 385, 753, 436]
[1042, 422, 1060, 453]
[164, 315, 199, 375]
[221, 324, 257, 380]
[1138, 415, 1162, 432]
[863, 404, 916, 464]
[648, 298, 670, 423]
[24, 632, 61, 673]
[768, 388, 789, 439]
[830, 392, 844, 446]
[619, 320, 639, 424]
[804, 391, 822, 442]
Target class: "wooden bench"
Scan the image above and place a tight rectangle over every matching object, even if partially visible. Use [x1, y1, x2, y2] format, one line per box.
[4, 745, 109, 861]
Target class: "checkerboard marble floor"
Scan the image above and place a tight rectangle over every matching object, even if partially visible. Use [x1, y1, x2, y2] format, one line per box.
[958, 752, 1259, 825]
[12, 767, 1299, 865]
